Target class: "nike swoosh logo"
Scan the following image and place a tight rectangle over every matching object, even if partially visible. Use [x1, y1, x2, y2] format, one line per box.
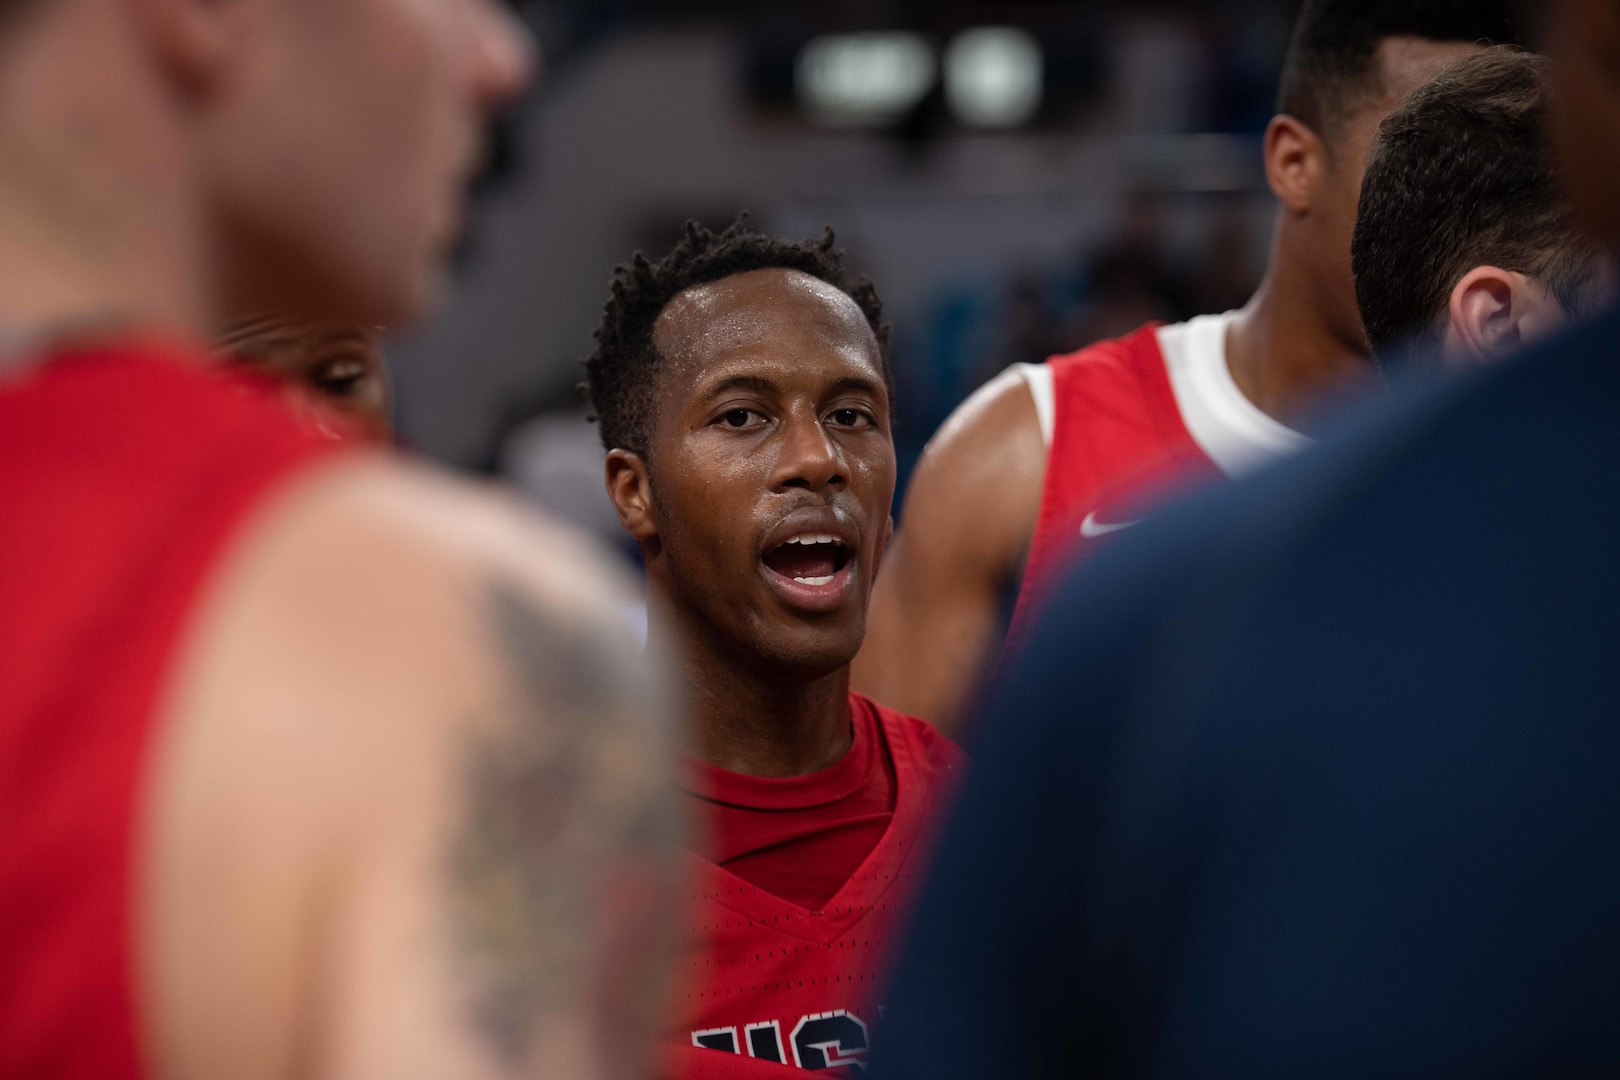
[1080, 511, 1142, 539]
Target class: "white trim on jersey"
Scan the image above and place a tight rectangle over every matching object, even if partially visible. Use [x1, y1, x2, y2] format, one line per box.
[1013, 362, 1057, 449]
[1157, 311, 1310, 478]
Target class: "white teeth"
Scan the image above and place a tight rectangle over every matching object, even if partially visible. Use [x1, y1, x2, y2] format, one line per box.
[794, 575, 836, 586]
[784, 534, 842, 546]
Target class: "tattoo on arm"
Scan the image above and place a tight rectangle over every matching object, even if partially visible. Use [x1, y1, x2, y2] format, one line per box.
[448, 579, 679, 1068]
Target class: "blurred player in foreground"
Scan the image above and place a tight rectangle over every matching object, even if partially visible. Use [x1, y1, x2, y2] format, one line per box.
[0, 1, 683, 1078]
[586, 220, 964, 1080]
[218, 316, 391, 435]
[875, 1, 1620, 1076]
[1352, 48, 1611, 373]
[856, 0, 1520, 734]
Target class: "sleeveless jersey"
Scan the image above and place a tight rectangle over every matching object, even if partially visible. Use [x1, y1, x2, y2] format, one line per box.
[663, 695, 964, 1080]
[0, 342, 349, 1079]
[1009, 313, 1308, 638]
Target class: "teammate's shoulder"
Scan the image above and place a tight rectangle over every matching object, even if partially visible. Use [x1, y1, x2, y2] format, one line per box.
[1019, 330, 1539, 678]
[910, 364, 1046, 505]
[925, 363, 1043, 454]
[1044, 320, 1167, 375]
[165, 447, 659, 837]
[274, 451, 639, 624]
[190, 448, 651, 762]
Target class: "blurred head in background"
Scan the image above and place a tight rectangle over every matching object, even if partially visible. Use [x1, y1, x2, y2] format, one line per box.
[1545, 0, 1620, 258]
[590, 220, 896, 684]
[1353, 48, 1610, 374]
[197, 0, 533, 327]
[1266, 0, 1522, 357]
[0, 0, 531, 339]
[217, 316, 391, 435]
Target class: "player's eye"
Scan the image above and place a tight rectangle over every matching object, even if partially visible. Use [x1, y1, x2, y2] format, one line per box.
[828, 407, 872, 428]
[311, 358, 366, 399]
[721, 408, 762, 428]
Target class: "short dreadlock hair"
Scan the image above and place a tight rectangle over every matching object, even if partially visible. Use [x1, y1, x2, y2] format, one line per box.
[584, 217, 892, 458]
[1276, 0, 1522, 146]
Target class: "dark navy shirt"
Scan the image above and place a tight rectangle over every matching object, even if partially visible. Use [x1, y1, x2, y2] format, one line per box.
[875, 310, 1620, 1078]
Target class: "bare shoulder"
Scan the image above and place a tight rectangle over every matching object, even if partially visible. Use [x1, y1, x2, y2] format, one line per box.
[146, 451, 677, 1080]
[900, 366, 1048, 571]
[853, 370, 1049, 729]
[165, 450, 659, 780]
[278, 451, 641, 632]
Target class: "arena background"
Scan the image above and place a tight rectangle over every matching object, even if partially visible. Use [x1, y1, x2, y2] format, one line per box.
[387, 0, 1300, 554]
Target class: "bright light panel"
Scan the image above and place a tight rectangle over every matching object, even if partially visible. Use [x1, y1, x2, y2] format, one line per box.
[797, 32, 938, 128]
[945, 27, 1043, 129]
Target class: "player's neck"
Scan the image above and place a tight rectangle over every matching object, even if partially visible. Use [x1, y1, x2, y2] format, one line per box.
[666, 615, 855, 779]
[1226, 235, 1379, 434]
[0, 20, 212, 343]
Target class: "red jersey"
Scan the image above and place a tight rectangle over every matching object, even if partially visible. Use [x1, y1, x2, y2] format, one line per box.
[1009, 313, 1308, 636]
[684, 691, 903, 912]
[665, 693, 963, 1080]
[0, 342, 347, 1079]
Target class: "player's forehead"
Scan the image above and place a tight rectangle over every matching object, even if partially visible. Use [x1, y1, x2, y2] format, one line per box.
[652, 268, 882, 401]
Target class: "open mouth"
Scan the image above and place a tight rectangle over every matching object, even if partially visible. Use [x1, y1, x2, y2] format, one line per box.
[760, 533, 852, 587]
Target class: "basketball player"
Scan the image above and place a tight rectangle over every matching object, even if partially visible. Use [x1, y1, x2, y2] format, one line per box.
[854, 0, 1522, 733]
[1352, 48, 1611, 372]
[0, 3, 682, 1080]
[585, 220, 964, 1079]
[218, 316, 391, 435]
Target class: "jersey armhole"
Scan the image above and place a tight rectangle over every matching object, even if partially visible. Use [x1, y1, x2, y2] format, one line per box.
[1011, 363, 1055, 449]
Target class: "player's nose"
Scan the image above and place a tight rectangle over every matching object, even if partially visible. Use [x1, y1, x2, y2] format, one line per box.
[773, 412, 846, 493]
[467, 0, 538, 110]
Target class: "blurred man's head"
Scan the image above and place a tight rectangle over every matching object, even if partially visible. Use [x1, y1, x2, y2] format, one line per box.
[589, 221, 896, 681]
[1544, 0, 1620, 256]
[200, 0, 531, 325]
[1353, 48, 1609, 372]
[0, 0, 531, 331]
[1267, 0, 1522, 354]
[218, 317, 391, 433]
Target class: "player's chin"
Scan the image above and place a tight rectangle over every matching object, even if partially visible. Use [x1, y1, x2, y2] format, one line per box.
[752, 588, 867, 672]
[753, 623, 865, 681]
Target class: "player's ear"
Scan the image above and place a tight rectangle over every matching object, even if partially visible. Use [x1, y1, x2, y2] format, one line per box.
[1445, 266, 1557, 365]
[1263, 115, 1326, 214]
[132, 0, 258, 93]
[604, 449, 659, 541]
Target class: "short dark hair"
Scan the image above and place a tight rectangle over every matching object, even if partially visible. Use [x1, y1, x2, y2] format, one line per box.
[1352, 47, 1601, 364]
[1277, 0, 1522, 144]
[583, 217, 892, 458]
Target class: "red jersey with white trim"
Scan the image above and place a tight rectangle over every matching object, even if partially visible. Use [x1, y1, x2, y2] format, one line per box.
[1010, 322, 1215, 637]
[664, 693, 964, 1080]
[0, 342, 348, 1079]
[1009, 314, 1308, 639]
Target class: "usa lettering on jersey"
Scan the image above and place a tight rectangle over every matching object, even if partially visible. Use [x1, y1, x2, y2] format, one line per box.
[693, 1009, 872, 1074]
